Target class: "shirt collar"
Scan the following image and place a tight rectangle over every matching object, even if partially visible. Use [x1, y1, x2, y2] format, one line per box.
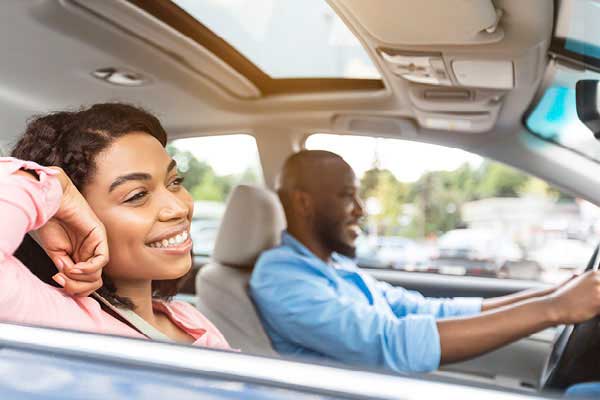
[281, 230, 317, 259]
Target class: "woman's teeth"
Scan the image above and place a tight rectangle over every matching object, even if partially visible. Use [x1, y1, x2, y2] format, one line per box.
[149, 231, 189, 248]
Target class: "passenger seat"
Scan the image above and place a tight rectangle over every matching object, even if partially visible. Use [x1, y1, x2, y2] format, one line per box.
[195, 184, 286, 356]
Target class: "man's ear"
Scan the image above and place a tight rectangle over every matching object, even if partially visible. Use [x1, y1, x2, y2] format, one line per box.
[291, 190, 313, 218]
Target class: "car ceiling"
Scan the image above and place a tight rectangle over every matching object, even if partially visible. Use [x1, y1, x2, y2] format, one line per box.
[5, 0, 599, 202]
[0, 0, 551, 139]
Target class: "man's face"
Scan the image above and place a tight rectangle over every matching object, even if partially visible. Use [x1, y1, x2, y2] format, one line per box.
[312, 161, 364, 258]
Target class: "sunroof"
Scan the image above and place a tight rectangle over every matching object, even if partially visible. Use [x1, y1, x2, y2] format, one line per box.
[170, 0, 381, 80]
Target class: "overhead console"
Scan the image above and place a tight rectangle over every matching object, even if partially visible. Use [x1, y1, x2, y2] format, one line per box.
[380, 50, 514, 90]
[332, 0, 552, 134]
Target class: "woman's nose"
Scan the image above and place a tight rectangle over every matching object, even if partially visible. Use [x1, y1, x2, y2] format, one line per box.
[158, 194, 189, 221]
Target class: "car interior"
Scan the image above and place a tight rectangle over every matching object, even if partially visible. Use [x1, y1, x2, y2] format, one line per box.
[1, 0, 600, 397]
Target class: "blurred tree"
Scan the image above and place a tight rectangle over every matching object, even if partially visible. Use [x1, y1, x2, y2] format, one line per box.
[476, 162, 529, 198]
[167, 145, 264, 202]
[360, 168, 408, 235]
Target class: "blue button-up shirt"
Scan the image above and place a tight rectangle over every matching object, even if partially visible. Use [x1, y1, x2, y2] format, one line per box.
[250, 231, 482, 373]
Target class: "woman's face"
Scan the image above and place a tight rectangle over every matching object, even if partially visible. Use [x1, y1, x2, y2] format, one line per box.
[83, 132, 194, 284]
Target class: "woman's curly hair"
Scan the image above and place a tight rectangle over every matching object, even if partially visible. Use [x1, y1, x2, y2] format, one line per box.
[11, 103, 187, 309]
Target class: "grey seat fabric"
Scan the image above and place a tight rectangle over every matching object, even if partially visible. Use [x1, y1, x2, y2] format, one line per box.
[195, 184, 286, 356]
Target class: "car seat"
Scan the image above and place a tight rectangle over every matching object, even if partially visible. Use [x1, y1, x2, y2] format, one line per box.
[195, 184, 286, 356]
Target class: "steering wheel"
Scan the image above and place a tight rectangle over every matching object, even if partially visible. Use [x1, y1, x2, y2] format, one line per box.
[539, 244, 600, 390]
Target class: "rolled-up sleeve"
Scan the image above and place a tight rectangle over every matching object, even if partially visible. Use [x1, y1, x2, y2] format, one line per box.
[251, 253, 442, 373]
[377, 281, 482, 319]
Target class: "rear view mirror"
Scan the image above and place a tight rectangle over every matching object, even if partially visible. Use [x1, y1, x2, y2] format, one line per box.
[576, 79, 600, 138]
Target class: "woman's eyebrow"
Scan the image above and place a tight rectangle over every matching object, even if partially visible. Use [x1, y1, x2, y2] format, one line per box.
[109, 173, 151, 193]
[108, 160, 177, 193]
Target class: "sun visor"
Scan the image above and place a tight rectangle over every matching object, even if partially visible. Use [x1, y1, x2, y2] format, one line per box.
[337, 0, 503, 45]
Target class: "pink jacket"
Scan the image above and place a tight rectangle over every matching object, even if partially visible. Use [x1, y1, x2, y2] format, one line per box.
[0, 157, 230, 349]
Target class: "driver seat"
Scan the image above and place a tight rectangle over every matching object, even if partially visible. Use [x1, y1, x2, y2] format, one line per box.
[195, 184, 286, 356]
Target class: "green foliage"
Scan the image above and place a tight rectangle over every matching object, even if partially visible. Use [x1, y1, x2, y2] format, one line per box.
[361, 160, 573, 238]
[167, 145, 261, 202]
[476, 162, 529, 198]
[167, 142, 574, 238]
[360, 169, 408, 235]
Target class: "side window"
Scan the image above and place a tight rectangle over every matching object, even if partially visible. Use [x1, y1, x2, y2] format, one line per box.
[306, 134, 599, 284]
[168, 134, 264, 261]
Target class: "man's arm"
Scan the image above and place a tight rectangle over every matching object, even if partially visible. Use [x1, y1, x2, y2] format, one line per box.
[439, 271, 600, 364]
[379, 270, 571, 316]
[480, 275, 580, 312]
[251, 255, 444, 373]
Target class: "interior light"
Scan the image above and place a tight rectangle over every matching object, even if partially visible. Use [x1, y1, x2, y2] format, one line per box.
[91, 67, 149, 87]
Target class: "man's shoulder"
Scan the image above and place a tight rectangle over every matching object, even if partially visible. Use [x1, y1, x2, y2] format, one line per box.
[252, 244, 324, 284]
[255, 244, 301, 267]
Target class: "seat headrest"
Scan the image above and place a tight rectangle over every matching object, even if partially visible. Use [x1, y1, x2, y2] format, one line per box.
[211, 184, 286, 268]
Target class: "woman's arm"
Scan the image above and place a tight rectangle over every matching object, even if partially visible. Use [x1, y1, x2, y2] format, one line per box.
[0, 158, 62, 257]
[0, 157, 107, 297]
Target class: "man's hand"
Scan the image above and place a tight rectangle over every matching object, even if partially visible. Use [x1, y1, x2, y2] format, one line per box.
[30, 167, 108, 297]
[545, 271, 600, 324]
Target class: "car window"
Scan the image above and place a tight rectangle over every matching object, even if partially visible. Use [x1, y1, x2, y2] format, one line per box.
[306, 133, 600, 284]
[168, 134, 264, 259]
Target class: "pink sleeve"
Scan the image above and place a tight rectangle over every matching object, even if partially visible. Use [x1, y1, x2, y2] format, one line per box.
[0, 157, 68, 324]
[0, 157, 62, 256]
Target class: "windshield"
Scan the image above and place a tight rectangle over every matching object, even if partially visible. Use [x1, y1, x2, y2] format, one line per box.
[526, 66, 600, 160]
[526, 0, 600, 161]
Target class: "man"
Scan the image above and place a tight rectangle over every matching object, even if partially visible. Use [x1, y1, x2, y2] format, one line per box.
[250, 150, 600, 373]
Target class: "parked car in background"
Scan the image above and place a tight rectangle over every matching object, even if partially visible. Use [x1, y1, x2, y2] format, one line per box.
[191, 201, 225, 258]
[432, 229, 523, 277]
[190, 219, 220, 259]
[357, 236, 430, 270]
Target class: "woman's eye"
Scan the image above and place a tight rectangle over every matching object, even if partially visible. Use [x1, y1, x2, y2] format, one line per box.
[124, 191, 148, 203]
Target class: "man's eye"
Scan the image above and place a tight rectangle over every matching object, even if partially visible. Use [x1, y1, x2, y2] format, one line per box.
[124, 191, 148, 203]
[169, 176, 185, 187]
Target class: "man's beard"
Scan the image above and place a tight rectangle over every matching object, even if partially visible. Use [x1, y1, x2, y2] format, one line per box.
[314, 211, 356, 258]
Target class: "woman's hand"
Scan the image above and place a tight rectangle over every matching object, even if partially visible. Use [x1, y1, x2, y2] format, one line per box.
[30, 167, 108, 296]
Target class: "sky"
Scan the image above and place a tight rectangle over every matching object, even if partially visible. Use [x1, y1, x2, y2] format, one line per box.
[171, 134, 483, 183]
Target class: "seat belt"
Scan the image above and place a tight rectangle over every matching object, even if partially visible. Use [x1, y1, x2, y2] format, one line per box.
[92, 293, 174, 342]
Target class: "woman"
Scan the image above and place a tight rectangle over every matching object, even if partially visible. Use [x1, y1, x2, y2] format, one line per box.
[1, 103, 230, 348]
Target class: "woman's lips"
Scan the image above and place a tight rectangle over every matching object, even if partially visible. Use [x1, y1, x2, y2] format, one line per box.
[148, 237, 193, 255]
